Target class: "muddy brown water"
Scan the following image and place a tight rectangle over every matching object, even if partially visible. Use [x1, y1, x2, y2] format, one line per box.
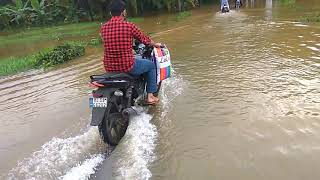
[1, 1, 320, 179]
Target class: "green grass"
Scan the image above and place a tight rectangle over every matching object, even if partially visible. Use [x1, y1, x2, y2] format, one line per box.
[0, 17, 145, 76]
[176, 11, 192, 21]
[0, 42, 85, 76]
[87, 37, 103, 46]
[127, 17, 145, 23]
[0, 56, 38, 76]
[279, 0, 296, 6]
[0, 19, 146, 47]
[299, 13, 320, 23]
[0, 22, 100, 47]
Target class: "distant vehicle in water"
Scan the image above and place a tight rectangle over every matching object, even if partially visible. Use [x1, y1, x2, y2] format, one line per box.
[235, 0, 242, 10]
[221, 0, 230, 13]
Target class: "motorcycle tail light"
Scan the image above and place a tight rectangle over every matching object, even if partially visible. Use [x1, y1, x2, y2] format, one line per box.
[89, 81, 105, 88]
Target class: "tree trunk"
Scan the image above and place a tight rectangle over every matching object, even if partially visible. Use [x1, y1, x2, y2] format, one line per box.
[101, 0, 111, 19]
[85, 0, 94, 21]
[138, 0, 144, 15]
[166, 1, 172, 12]
[176, 0, 182, 12]
[129, 0, 138, 16]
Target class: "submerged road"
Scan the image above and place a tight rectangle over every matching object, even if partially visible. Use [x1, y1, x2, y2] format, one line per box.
[2, 1, 320, 179]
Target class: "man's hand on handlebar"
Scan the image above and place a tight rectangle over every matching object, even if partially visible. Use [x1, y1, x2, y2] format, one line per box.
[154, 43, 162, 48]
[150, 41, 162, 48]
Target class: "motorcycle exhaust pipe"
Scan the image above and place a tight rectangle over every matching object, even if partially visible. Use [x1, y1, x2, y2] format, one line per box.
[122, 106, 144, 117]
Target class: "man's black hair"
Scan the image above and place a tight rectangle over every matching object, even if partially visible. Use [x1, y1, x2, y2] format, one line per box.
[110, 0, 126, 16]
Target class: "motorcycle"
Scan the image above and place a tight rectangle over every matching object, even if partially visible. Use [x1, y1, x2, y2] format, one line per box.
[89, 42, 162, 146]
[235, 0, 242, 10]
[221, 4, 230, 13]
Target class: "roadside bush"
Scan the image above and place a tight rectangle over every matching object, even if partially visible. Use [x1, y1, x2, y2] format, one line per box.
[35, 42, 85, 67]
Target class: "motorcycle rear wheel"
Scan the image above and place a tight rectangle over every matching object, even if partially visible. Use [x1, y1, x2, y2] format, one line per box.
[99, 99, 129, 146]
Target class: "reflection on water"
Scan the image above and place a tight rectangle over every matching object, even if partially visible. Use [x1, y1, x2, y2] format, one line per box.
[265, 0, 273, 20]
[266, 0, 272, 8]
[1, 1, 320, 179]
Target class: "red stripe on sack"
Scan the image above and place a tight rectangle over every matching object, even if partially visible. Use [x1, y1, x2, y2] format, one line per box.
[160, 68, 166, 81]
[156, 48, 163, 57]
[160, 68, 164, 81]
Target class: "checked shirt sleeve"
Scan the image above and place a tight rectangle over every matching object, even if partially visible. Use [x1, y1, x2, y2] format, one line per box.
[131, 23, 152, 45]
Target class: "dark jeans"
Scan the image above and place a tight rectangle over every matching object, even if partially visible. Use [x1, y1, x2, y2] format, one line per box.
[129, 58, 157, 93]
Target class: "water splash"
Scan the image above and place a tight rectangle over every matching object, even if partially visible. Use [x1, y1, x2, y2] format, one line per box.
[60, 154, 104, 180]
[159, 72, 186, 119]
[115, 113, 157, 180]
[7, 127, 105, 180]
[113, 74, 185, 180]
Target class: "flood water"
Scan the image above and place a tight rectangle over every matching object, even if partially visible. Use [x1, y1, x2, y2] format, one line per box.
[1, 0, 320, 179]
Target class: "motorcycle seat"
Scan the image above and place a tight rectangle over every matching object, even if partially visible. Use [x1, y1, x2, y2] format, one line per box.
[90, 73, 140, 82]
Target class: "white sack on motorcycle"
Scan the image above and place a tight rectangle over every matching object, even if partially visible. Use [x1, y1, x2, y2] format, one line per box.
[152, 46, 172, 84]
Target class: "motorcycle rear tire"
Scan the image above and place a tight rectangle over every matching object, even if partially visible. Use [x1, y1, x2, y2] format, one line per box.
[99, 100, 129, 146]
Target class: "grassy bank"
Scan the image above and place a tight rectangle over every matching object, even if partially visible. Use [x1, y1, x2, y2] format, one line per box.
[0, 56, 38, 76]
[176, 11, 192, 21]
[0, 17, 147, 47]
[127, 17, 145, 23]
[0, 17, 149, 76]
[0, 22, 100, 47]
[299, 13, 320, 23]
[0, 42, 86, 76]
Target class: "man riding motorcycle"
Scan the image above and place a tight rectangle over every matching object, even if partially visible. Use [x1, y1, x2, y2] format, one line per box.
[101, 0, 161, 105]
[220, 0, 230, 13]
[235, 0, 242, 9]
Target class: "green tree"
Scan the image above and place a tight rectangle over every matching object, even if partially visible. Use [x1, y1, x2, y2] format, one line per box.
[2, 0, 32, 26]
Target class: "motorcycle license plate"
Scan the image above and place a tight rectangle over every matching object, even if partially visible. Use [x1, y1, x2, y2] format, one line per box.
[89, 97, 108, 108]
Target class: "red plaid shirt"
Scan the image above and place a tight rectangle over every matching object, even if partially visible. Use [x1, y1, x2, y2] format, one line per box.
[101, 16, 152, 72]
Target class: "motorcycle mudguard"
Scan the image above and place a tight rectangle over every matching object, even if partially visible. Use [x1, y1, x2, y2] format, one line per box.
[90, 88, 116, 126]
